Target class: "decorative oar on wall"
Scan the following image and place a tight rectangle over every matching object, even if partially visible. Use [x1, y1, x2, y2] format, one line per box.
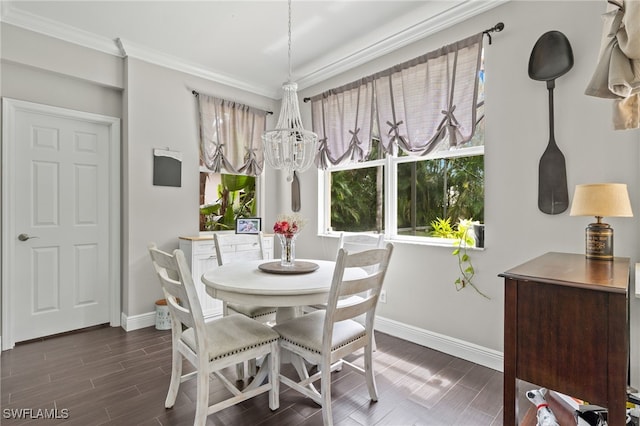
[528, 31, 574, 215]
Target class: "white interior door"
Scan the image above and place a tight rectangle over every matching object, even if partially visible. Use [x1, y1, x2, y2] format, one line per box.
[2, 99, 120, 348]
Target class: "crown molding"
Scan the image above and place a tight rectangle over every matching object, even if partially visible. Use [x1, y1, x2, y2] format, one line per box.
[296, 0, 509, 91]
[1, 2, 276, 98]
[0, 2, 121, 56]
[116, 38, 277, 98]
[1, 0, 508, 100]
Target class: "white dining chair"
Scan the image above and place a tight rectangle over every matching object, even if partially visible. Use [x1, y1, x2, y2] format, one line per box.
[273, 243, 394, 426]
[148, 243, 280, 426]
[213, 231, 277, 378]
[309, 232, 385, 349]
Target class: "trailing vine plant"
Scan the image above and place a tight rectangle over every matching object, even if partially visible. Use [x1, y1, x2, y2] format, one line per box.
[430, 218, 490, 299]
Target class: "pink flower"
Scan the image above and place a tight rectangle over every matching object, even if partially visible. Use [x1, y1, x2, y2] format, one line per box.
[273, 214, 305, 238]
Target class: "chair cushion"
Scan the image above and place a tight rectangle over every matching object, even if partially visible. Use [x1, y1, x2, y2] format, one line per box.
[181, 314, 279, 361]
[228, 303, 277, 319]
[273, 311, 366, 355]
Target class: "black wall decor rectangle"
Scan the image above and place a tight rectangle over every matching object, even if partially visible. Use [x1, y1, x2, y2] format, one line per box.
[153, 149, 182, 187]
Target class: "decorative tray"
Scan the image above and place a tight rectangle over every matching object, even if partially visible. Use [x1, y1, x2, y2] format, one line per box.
[258, 261, 319, 275]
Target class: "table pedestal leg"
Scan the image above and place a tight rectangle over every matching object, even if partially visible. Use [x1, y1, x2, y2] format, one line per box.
[275, 306, 322, 402]
[275, 306, 301, 323]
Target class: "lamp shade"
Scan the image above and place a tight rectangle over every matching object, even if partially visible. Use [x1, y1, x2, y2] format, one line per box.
[569, 183, 633, 218]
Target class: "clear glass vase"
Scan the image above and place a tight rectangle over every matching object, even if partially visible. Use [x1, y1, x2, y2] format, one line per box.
[278, 233, 297, 267]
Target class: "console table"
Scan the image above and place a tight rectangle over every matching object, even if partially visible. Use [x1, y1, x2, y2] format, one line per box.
[500, 252, 629, 426]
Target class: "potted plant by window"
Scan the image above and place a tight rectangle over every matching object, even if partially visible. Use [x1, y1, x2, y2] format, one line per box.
[430, 218, 489, 299]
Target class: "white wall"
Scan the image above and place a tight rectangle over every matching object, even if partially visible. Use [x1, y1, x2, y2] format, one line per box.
[295, 1, 640, 381]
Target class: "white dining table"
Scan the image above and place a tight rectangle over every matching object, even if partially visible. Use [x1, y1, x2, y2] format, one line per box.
[201, 258, 364, 323]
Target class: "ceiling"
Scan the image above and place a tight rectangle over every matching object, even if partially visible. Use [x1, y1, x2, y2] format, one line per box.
[1, 1, 505, 98]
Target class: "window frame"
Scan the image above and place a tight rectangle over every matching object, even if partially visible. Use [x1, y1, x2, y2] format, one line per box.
[317, 145, 484, 247]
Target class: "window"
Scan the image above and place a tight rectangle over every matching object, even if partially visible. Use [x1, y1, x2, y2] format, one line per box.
[199, 170, 257, 232]
[194, 93, 267, 232]
[323, 133, 484, 242]
[329, 162, 385, 233]
[394, 142, 484, 239]
[319, 41, 485, 244]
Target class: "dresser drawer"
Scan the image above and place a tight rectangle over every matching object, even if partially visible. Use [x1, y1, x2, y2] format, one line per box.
[193, 240, 216, 254]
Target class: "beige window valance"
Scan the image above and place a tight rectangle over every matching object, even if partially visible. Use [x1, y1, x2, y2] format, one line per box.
[311, 32, 484, 167]
[196, 93, 268, 176]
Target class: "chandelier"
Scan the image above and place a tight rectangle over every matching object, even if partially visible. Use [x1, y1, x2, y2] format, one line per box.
[262, 0, 318, 182]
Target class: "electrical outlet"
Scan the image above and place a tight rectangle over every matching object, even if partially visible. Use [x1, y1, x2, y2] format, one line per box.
[379, 290, 387, 303]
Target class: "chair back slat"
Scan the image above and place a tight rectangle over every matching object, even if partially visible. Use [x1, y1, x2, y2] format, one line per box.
[338, 274, 381, 298]
[214, 232, 265, 266]
[160, 279, 194, 327]
[332, 294, 377, 322]
[338, 233, 385, 274]
[338, 232, 385, 253]
[342, 247, 389, 268]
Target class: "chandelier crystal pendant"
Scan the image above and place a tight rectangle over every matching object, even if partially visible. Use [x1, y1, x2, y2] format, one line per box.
[262, 0, 318, 182]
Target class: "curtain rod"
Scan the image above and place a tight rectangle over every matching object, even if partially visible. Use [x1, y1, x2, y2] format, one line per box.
[303, 22, 504, 103]
[482, 22, 504, 45]
[191, 90, 273, 115]
[608, 0, 623, 10]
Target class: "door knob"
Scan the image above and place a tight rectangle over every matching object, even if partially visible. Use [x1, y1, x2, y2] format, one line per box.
[18, 233, 38, 241]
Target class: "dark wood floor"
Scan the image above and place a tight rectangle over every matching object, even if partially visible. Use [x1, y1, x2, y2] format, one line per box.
[1, 326, 504, 425]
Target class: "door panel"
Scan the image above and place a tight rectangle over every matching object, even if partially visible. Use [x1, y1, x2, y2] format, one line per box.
[33, 246, 60, 312]
[9, 103, 112, 343]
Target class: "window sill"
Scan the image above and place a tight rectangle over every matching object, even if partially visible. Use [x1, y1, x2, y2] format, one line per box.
[317, 233, 485, 250]
[389, 235, 485, 251]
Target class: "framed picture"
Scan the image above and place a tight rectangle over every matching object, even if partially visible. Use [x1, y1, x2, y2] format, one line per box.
[236, 218, 261, 234]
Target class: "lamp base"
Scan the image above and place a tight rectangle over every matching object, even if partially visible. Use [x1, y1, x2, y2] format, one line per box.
[585, 222, 613, 261]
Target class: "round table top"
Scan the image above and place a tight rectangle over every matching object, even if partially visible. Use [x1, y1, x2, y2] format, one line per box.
[201, 259, 339, 297]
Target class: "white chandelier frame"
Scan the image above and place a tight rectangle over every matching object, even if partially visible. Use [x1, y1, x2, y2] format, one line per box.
[262, 0, 318, 182]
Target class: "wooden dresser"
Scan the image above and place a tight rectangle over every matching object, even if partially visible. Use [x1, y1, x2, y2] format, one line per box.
[500, 252, 630, 426]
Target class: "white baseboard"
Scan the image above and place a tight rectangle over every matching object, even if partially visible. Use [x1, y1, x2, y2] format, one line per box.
[120, 311, 156, 331]
[120, 310, 222, 332]
[120, 310, 504, 372]
[375, 316, 504, 372]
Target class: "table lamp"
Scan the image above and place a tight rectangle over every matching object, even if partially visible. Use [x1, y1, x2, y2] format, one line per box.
[569, 183, 633, 260]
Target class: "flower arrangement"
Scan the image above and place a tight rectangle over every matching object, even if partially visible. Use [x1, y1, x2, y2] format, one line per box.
[273, 213, 306, 238]
[273, 213, 306, 266]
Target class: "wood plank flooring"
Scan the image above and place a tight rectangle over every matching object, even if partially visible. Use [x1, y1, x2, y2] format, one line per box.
[1, 326, 504, 425]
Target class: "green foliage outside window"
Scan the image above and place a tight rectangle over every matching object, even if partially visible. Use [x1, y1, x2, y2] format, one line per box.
[330, 166, 384, 232]
[397, 155, 484, 236]
[200, 174, 256, 231]
[329, 155, 484, 237]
